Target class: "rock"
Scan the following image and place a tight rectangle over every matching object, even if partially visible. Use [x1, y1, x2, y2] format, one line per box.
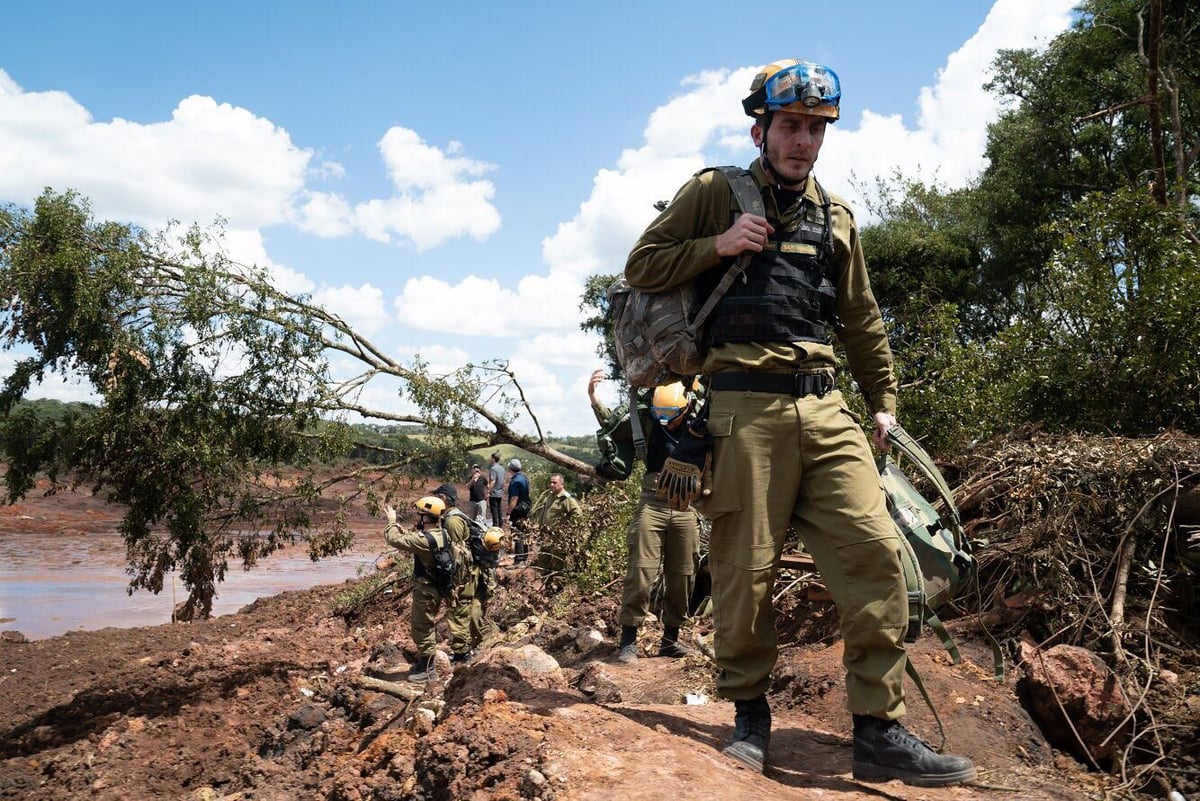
[0, 631, 28, 644]
[287, 703, 327, 731]
[405, 707, 435, 736]
[1017, 643, 1133, 763]
[575, 663, 622, 704]
[479, 645, 565, 689]
[574, 629, 603, 653]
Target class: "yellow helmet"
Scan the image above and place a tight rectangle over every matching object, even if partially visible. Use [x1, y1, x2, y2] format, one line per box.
[743, 59, 841, 121]
[482, 526, 505, 552]
[651, 382, 689, 424]
[413, 495, 446, 518]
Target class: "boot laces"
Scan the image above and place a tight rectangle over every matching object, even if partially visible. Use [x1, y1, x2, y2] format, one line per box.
[883, 720, 934, 754]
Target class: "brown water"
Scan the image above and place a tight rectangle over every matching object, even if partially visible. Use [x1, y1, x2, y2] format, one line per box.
[0, 529, 385, 640]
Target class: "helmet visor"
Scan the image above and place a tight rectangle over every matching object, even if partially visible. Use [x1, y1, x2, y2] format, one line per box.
[651, 405, 683, 424]
[763, 62, 841, 113]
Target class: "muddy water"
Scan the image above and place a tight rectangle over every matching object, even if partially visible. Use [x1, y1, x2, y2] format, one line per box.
[0, 529, 385, 640]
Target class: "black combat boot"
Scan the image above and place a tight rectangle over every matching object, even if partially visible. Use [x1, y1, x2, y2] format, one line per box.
[852, 714, 976, 787]
[617, 625, 639, 664]
[721, 695, 771, 772]
[450, 650, 473, 666]
[657, 626, 694, 658]
[407, 655, 438, 683]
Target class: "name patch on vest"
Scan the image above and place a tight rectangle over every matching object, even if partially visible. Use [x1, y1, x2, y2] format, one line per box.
[772, 242, 819, 256]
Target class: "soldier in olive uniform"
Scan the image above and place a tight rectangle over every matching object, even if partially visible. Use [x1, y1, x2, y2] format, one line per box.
[624, 59, 975, 786]
[382, 485, 477, 682]
[532, 474, 582, 527]
[588, 370, 699, 662]
[430, 483, 491, 663]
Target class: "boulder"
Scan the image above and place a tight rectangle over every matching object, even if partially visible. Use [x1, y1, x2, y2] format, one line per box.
[1016, 642, 1132, 764]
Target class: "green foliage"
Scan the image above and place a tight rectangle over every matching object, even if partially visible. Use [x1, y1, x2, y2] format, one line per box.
[1, 189, 600, 620]
[579, 272, 622, 380]
[858, 175, 995, 338]
[0, 190, 350, 619]
[533, 465, 642, 593]
[1004, 187, 1200, 434]
[976, 0, 1200, 311]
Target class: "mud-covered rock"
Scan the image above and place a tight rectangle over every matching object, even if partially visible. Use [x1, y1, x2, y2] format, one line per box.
[1017, 642, 1133, 764]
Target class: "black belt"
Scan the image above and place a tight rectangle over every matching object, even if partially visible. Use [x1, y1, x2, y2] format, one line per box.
[709, 371, 834, 397]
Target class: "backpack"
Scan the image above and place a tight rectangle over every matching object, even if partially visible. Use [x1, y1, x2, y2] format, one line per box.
[878, 425, 1002, 678]
[447, 508, 500, 569]
[594, 388, 652, 480]
[608, 166, 766, 388]
[420, 522, 475, 598]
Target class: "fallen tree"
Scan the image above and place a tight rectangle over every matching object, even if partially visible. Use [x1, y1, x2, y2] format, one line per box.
[0, 189, 593, 619]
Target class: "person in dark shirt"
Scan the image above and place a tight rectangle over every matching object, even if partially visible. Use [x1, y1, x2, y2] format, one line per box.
[467, 465, 489, 524]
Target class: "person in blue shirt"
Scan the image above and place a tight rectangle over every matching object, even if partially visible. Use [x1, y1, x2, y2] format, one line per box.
[506, 459, 532, 563]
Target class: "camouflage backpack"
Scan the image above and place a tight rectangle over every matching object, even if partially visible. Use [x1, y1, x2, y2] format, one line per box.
[608, 166, 765, 388]
[420, 524, 474, 599]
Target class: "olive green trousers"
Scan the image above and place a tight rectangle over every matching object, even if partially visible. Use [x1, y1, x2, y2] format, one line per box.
[620, 483, 698, 629]
[701, 388, 908, 719]
[411, 575, 477, 657]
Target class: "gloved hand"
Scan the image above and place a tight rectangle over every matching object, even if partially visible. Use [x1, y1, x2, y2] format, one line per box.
[384, 504, 397, 527]
[656, 421, 714, 511]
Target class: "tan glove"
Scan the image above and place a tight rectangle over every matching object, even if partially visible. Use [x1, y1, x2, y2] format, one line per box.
[655, 422, 714, 511]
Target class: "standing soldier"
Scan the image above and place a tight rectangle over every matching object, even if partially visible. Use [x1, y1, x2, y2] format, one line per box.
[624, 59, 975, 785]
[532, 473, 583, 529]
[588, 370, 699, 662]
[382, 484, 477, 681]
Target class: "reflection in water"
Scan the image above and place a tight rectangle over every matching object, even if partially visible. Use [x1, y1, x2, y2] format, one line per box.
[0, 529, 384, 640]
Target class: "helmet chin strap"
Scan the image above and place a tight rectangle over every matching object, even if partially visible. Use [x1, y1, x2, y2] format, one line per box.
[758, 112, 785, 191]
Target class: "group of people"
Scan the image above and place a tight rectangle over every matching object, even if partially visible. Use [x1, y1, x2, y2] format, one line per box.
[380, 56, 976, 789]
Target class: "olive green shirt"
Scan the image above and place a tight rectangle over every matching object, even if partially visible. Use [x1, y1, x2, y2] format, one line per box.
[624, 159, 897, 416]
[534, 489, 583, 528]
[384, 513, 471, 576]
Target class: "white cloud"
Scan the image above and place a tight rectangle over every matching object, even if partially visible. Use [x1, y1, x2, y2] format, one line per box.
[819, 0, 1077, 207]
[295, 126, 501, 250]
[312, 284, 390, 337]
[0, 73, 310, 230]
[0, 70, 499, 253]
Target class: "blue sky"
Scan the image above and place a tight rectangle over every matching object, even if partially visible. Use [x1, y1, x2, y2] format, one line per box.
[0, 0, 1076, 437]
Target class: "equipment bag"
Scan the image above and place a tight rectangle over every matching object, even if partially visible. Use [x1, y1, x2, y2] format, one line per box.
[608, 166, 766, 388]
[594, 388, 652, 480]
[879, 425, 1003, 680]
[420, 527, 474, 598]
[448, 508, 501, 569]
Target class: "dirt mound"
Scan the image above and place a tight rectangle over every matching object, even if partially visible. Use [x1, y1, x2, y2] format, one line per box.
[1, 558, 1111, 801]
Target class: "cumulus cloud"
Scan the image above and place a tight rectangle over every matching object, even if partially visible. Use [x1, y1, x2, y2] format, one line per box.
[0, 72, 310, 230]
[295, 126, 501, 250]
[313, 284, 390, 337]
[819, 0, 1077, 207]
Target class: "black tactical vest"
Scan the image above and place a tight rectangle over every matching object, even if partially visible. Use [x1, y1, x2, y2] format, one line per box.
[703, 180, 836, 346]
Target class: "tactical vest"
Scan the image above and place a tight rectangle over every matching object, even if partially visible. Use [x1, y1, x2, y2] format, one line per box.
[644, 424, 678, 474]
[703, 179, 836, 345]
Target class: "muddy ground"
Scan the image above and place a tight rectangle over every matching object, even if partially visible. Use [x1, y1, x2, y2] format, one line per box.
[0, 475, 1178, 801]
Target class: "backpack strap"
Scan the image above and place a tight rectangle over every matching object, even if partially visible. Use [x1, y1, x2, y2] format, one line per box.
[686, 167, 765, 337]
[885, 425, 961, 529]
[886, 425, 1005, 681]
[904, 658, 947, 753]
[629, 386, 647, 461]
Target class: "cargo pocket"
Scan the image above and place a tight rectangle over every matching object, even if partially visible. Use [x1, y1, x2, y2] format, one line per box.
[834, 531, 909, 631]
[697, 409, 739, 520]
